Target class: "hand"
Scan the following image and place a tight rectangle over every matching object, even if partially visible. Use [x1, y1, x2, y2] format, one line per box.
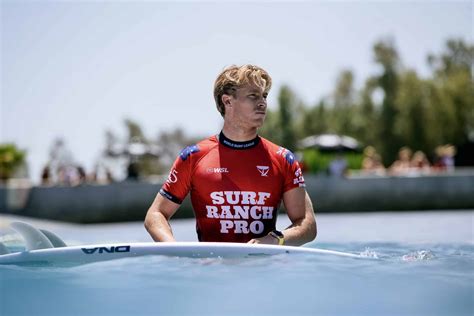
[247, 234, 279, 245]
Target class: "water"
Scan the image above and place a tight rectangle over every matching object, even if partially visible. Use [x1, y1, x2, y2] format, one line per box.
[1, 211, 473, 316]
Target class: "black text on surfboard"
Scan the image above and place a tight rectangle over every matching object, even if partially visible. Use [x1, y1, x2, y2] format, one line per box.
[81, 246, 131, 254]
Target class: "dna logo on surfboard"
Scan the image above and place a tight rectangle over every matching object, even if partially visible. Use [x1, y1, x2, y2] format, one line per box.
[81, 246, 131, 254]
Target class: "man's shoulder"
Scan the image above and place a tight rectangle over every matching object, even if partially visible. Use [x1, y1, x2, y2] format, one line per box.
[259, 136, 297, 167]
[259, 136, 281, 151]
[197, 135, 219, 149]
[177, 135, 218, 162]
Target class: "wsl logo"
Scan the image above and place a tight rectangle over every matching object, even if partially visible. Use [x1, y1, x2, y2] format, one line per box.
[207, 167, 229, 174]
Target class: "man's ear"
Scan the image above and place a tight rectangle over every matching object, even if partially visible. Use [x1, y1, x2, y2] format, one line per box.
[222, 94, 232, 107]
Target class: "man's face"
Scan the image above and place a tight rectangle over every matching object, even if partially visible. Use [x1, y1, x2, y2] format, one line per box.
[225, 84, 268, 129]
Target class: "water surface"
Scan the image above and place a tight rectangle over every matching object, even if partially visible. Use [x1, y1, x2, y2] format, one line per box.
[0, 211, 472, 316]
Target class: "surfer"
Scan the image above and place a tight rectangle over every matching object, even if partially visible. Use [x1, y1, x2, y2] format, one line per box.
[145, 65, 317, 246]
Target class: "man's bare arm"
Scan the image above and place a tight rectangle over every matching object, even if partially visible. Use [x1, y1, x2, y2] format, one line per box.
[248, 188, 316, 246]
[144, 193, 180, 242]
[280, 188, 317, 246]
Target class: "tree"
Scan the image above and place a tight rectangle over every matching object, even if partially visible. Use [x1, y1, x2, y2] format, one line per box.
[394, 71, 431, 153]
[353, 77, 378, 147]
[0, 144, 26, 181]
[259, 85, 299, 151]
[125, 119, 146, 143]
[331, 70, 357, 136]
[428, 39, 474, 146]
[277, 85, 298, 152]
[300, 100, 329, 138]
[373, 38, 402, 165]
[259, 107, 280, 143]
[247, 38, 472, 169]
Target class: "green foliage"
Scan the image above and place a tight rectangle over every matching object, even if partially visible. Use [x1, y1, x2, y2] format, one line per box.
[393, 71, 430, 153]
[125, 119, 146, 142]
[374, 39, 403, 165]
[259, 106, 280, 144]
[0, 144, 26, 180]
[260, 85, 299, 152]
[262, 37, 473, 170]
[278, 86, 298, 152]
[301, 149, 363, 174]
[298, 100, 329, 139]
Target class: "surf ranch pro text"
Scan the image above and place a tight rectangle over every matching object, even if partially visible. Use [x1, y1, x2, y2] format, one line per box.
[205, 191, 273, 234]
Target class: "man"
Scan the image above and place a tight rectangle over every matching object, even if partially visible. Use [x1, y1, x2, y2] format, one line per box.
[144, 65, 316, 246]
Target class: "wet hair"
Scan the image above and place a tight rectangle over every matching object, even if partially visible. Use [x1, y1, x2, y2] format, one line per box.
[213, 64, 272, 117]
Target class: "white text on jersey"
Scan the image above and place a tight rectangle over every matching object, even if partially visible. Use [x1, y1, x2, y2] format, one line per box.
[206, 167, 229, 174]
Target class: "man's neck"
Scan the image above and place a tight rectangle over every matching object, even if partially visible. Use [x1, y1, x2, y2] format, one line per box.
[221, 123, 258, 142]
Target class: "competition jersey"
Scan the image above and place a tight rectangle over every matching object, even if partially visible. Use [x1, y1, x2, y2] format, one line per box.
[160, 132, 306, 243]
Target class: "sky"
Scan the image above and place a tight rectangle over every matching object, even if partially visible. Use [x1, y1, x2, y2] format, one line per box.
[1, 0, 472, 183]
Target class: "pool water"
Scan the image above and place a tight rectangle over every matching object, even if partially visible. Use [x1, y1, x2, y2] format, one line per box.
[0, 211, 473, 316]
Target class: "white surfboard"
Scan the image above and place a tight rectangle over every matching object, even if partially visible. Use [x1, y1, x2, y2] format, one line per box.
[0, 222, 362, 265]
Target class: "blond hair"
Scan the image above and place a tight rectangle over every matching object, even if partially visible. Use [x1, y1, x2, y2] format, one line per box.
[213, 64, 272, 117]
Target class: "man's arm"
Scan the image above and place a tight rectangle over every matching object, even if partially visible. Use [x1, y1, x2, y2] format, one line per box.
[248, 188, 317, 246]
[280, 188, 317, 246]
[144, 193, 181, 242]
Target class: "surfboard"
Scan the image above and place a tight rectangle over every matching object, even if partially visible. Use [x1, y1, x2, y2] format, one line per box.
[0, 221, 362, 265]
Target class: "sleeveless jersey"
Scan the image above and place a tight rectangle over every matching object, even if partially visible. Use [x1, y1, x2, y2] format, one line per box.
[160, 132, 306, 243]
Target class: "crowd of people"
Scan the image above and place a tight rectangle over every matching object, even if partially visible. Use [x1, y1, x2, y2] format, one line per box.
[39, 138, 133, 187]
[41, 143, 459, 185]
[40, 136, 458, 185]
[361, 144, 457, 176]
[41, 164, 115, 186]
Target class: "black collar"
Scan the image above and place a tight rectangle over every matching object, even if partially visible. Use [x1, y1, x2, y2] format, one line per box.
[218, 131, 260, 150]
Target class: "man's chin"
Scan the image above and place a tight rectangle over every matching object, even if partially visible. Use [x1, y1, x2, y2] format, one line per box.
[253, 120, 265, 129]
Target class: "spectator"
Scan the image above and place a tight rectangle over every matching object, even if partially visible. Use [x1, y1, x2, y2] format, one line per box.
[433, 146, 446, 171]
[41, 164, 52, 186]
[76, 165, 87, 185]
[442, 145, 456, 172]
[433, 144, 457, 172]
[411, 151, 431, 173]
[361, 146, 386, 175]
[126, 161, 140, 180]
[389, 147, 412, 176]
[328, 153, 348, 177]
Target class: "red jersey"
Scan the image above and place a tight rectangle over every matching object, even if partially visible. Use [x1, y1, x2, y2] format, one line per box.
[160, 132, 305, 243]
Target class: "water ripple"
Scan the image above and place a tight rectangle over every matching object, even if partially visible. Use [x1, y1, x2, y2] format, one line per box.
[402, 250, 436, 262]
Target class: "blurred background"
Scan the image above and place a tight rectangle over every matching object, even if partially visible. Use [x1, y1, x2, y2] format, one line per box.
[1, 1, 473, 222]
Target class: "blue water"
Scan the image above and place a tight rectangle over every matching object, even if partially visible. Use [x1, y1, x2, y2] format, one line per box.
[1, 212, 473, 316]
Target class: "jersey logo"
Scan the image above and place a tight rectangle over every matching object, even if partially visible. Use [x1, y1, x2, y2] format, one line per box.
[206, 167, 229, 174]
[167, 169, 178, 183]
[276, 147, 295, 166]
[179, 145, 200, 161]
[293, 168, 305, 186]
[256, 165, 269, 177]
